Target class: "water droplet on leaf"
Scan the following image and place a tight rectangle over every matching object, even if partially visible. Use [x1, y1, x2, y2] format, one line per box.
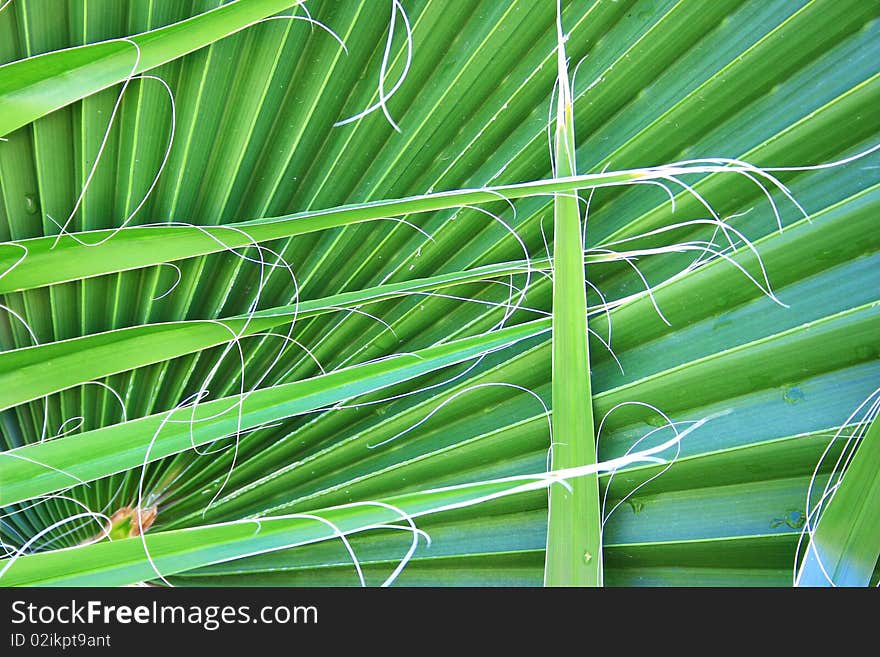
[24, 194, 39, 215]
[782, 386, 805, 404]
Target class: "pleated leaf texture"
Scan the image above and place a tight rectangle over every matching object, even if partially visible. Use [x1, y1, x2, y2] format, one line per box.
[0, 0, 878, 587]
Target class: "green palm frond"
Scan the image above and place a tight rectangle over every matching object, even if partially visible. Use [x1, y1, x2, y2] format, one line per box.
[0, 0, 878, 587]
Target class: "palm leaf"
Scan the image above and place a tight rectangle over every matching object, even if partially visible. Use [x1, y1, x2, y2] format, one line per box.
[0, 0, 304, 135]
[795, 395, 880, 587]
[545, 10, 600, 586]
[0, 0, 878, 587]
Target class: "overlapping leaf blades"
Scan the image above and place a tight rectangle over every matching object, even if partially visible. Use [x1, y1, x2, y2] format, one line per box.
[0, 0, 878, 586]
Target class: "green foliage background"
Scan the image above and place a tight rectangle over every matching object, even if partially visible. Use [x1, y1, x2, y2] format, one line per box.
[0, 0, 878, 586]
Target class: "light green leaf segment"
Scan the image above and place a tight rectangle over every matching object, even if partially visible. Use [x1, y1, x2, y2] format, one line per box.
[0, 318, 550, 507]
[0, 0, 879, 587]
[0, 0, 304, 136]
[796, 397, 880, 587]
[545, 8, 600, 586]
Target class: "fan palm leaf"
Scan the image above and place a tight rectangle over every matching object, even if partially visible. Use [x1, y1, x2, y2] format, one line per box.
[0, 0, 878, 587]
